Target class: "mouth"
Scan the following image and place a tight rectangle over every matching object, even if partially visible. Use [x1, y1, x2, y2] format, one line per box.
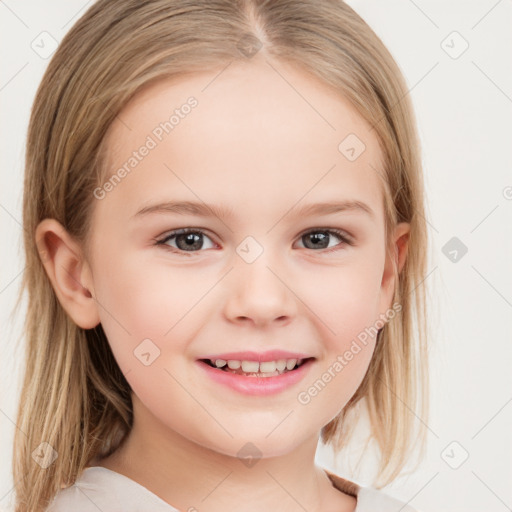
[198, 357, 315, 378]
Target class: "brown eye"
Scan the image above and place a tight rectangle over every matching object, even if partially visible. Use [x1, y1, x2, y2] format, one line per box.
[156, 229, 215, 252]
[298, 229, 352, 251]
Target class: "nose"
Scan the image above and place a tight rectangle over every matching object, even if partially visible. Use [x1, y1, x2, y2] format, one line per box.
[223, 256, 297, 327]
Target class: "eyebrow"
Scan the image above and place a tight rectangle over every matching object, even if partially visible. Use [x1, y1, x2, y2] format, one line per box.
[132, 199, 375, 220]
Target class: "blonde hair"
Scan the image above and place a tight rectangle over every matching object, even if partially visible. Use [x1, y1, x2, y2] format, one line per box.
[12, 0, 431, 510]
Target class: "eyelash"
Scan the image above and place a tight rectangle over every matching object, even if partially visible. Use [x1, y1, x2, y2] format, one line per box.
[154, 227, 354, 255]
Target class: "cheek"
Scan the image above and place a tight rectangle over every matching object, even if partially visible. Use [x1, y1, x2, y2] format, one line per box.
[92, 254, 218, 384]
[294, 256, 383, 412]
[94, 254, 204, 336]
[301, 254, 384, 344]
[91, 258, 204, 424]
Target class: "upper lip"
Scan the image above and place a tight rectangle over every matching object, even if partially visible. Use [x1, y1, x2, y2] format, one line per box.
[198, 350, 315, 362]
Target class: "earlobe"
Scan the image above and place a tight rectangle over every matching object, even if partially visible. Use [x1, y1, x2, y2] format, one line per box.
[35, 219, 100, 329]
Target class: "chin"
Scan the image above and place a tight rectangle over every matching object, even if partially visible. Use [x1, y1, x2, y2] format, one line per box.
[191, 426, 312, 461]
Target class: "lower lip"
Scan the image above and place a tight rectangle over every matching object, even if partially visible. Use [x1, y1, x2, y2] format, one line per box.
[196, 359, 315, 396]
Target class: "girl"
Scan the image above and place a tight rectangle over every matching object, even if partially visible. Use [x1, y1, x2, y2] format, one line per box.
[12, 0, 431, 510]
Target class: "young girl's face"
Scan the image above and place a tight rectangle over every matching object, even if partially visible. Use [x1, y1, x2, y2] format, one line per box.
[81, 57, 407, 458]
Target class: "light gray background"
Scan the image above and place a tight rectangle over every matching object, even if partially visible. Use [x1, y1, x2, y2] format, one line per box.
[1, 1, 511, 511]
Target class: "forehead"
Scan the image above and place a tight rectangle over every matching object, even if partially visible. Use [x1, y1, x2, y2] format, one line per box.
[98, 58, 385, 224]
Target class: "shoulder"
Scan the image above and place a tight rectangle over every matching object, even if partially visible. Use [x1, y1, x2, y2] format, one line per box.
[324, 469, 422, 512]
[45, 466, 178, 512]
[356, 486, 422, 512]
[46, 484, 99, 512]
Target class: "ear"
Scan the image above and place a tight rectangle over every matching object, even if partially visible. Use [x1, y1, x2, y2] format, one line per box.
[378, 221, 410, 317]
[35, 218, 100, 329]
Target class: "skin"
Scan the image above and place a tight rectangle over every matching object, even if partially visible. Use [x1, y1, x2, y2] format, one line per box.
[37, 54, 409, 512]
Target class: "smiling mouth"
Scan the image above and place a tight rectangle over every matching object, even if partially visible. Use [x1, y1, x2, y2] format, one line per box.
[199, 357, 315, 377]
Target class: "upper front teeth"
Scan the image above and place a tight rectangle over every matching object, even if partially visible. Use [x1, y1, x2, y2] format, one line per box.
[213, 358, 302, 372]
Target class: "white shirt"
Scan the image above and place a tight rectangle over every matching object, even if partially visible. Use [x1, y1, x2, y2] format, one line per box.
[46, 466, 421, 512]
